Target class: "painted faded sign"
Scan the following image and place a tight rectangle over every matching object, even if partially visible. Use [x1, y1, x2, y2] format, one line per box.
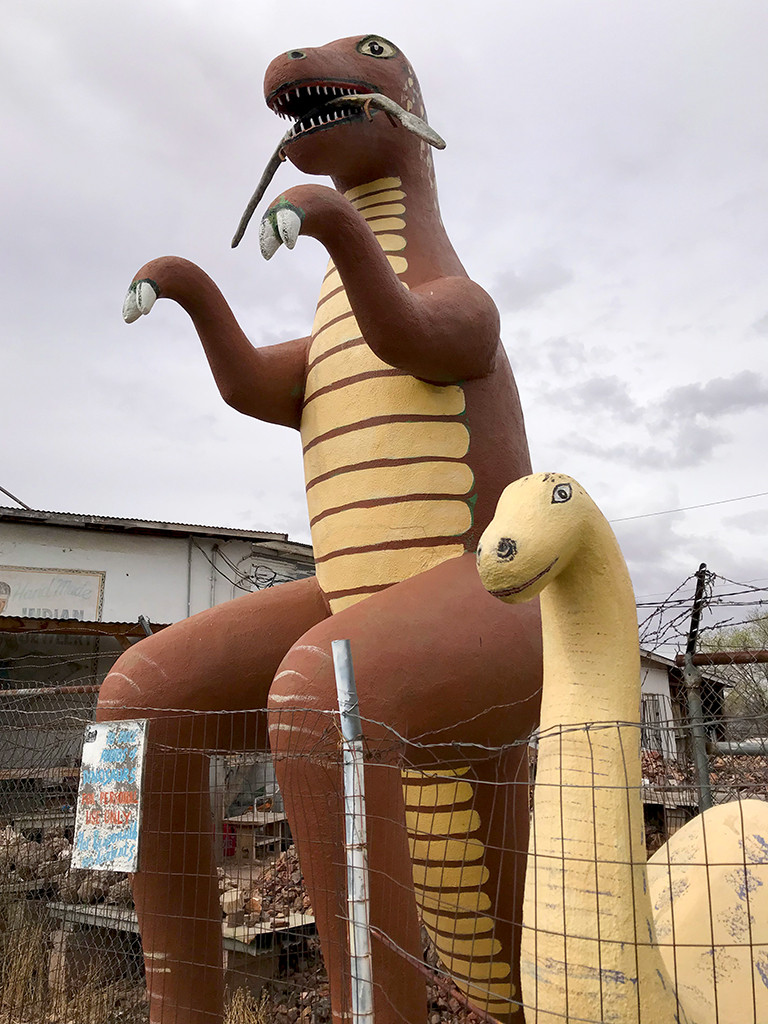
[0, 565, 106, 620]
[72, 720, 147, 871]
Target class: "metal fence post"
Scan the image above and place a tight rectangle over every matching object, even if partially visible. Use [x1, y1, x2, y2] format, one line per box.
[332, 639, 374, 1024]
[684, 563, 714, 811]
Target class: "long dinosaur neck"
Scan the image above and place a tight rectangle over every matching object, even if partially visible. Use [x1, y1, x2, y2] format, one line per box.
[522, 519, 690, 1023]
[538, 528, 640, 733]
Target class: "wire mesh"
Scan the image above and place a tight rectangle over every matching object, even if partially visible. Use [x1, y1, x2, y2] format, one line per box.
[1, 622, 767, 1024]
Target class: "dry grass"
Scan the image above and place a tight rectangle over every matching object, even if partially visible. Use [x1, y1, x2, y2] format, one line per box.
[56, 979, 147, 1024]
[225, 987, 269, 1024]
[0, 899, 48, 1017]
[0, 896, 298, 1024]
[0, 895, 148, 1024]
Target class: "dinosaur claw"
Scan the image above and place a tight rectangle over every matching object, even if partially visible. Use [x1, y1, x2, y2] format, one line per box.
[123, 289, 141, 323]
[259, 217, 281, 260]
[123, 279, 158, 323]
[276, 207, 302, 250]
[136, 280, 158, 315]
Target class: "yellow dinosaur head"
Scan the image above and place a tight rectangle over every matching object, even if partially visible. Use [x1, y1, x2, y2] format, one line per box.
[476, 472, 592, 603]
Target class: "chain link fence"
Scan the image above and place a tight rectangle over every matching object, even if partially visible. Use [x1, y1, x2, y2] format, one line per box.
[1, 622, 767, 1023]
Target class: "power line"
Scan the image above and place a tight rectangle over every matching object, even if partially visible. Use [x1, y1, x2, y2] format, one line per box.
[609, 489, 768, 524]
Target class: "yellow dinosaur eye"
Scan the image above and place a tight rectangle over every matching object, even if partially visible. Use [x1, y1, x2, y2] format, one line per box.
[552, 483, 572, 504]
[356, 36, 398, 59]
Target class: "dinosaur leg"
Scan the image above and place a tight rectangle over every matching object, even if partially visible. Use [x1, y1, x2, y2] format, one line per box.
[268, 707, 419, 1024]
[269, 553, 542, 1024]
[96, 576, 329, 1024]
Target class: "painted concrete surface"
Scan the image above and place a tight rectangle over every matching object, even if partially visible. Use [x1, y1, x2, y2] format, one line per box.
[648, 798, 768, 1024]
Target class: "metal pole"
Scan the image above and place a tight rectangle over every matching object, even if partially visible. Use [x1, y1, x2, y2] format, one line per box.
[332, 639, 374, 1024]
[675, 650, 768, 667]
[683, 563, 713, 811]
[707, 739, 768, 756]
[0, 685, 101, 698]
[0, 484, 32, 510]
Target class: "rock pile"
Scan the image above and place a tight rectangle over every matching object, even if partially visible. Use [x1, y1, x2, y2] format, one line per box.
[0, 824, 134, 905]
[0, 827, 312, 926]
[218, 845, 312, 928]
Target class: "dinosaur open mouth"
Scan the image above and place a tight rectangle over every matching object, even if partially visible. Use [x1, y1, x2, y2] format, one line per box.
[267, 80, 376, 141]
[231, 84, 444, 247]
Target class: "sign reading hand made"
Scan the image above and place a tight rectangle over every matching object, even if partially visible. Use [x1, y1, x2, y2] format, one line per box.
[72, 720, 147, 872]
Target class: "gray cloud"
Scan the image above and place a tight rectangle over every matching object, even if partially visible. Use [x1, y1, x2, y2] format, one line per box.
[659, 371, 768, 419]
[723, 509, 768, 536]
[541, 338, 594, 377]
[492, 254, 573, 312]
[555, 371, 764, 471]
[561, 435, 717, 471]
[544, 375, 639, 420]
[753, 313, 768, 336]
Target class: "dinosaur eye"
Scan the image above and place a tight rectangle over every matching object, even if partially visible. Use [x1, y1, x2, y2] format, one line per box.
[356, 36, 398, 59]
[286, 50, 306, 60]
[496, 538, 517, 561]
[552, 483, 572, 504]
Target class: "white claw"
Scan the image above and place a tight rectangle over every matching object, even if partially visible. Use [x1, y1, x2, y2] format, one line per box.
[123, 280, 157, 323]
[259, 217, 282, 260]
[276, 208, 302, 250]
[123, 289, 141, 323]
[136, 281, 157, 315]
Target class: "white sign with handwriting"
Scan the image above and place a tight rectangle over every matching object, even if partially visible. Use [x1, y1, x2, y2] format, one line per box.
[72, 720, 147, 871]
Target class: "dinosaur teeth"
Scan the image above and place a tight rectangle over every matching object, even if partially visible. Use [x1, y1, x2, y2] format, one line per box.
[268, 82, 378, 136]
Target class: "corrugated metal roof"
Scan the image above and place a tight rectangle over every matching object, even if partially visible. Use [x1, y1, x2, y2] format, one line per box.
[640, 648, 676, 668]
[0, 505, 312, 553]
[0, 615, 169, 636]
[641, 646, 719, 685]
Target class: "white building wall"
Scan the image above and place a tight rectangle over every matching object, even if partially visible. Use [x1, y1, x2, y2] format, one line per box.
[640, 655, 677, 760]
[0, 522, 312, 625]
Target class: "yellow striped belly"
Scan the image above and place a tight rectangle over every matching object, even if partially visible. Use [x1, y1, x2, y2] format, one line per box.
[401, 767, 519, 1016]
[300, 176, 474, 612]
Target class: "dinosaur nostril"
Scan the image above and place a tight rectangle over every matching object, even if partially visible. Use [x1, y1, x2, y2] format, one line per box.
[476, 542, 483, 559]
[287, 49, 306, 60]
[496, 538, 517, 561]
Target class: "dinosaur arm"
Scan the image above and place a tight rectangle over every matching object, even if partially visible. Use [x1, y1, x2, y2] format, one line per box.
[265, 186, 499, 383]
[125, 256, 307, 429]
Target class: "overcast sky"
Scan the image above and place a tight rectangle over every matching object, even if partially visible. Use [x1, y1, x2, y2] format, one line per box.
[3, 0, 767, 635]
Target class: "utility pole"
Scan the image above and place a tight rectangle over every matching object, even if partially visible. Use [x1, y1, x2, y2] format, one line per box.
[683, 563, 713, 811]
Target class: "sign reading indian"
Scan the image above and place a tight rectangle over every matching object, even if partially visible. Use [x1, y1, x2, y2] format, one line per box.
[0, 565, 106, 620]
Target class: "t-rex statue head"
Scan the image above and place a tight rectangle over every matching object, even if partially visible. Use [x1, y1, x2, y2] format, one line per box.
[232, 34, 444, 247]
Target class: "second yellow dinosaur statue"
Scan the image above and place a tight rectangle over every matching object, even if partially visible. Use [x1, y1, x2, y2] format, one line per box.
[477, 472, 693, 1023]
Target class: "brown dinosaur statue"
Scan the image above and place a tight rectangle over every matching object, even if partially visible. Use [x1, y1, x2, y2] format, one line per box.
[97, 34, 542, 1024]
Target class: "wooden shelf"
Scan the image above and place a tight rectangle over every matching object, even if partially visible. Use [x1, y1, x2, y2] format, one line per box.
[44, 901, 315, 956]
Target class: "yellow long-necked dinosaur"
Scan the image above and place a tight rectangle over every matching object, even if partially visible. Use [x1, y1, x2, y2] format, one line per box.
[477, 473, 693, 1023]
